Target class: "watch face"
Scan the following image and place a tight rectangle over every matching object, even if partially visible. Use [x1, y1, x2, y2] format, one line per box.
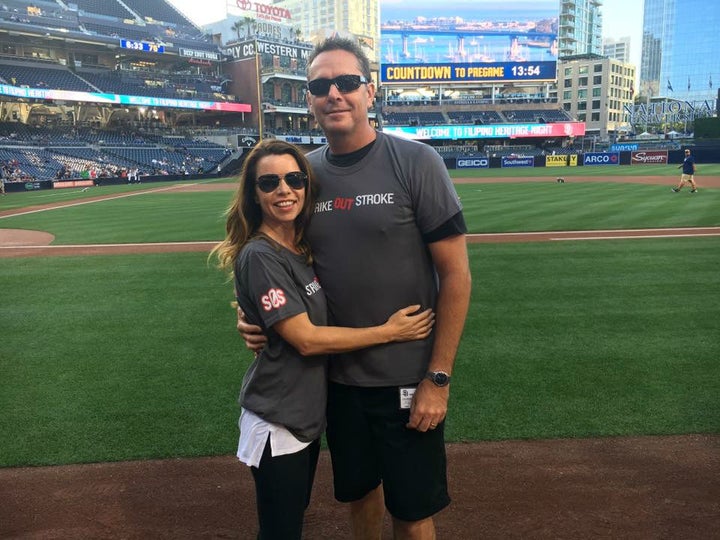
[429, 371, 450, 386]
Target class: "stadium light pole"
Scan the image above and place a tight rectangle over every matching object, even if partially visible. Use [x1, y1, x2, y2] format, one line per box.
[255, 51, 263, 140]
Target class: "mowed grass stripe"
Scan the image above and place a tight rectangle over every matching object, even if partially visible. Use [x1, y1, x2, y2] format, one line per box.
[455, 238, 720, 441]
[2, 182, 719, 243]
[1, 238, 719, 466]
[1, 192, 232, 244]
[0, 253, 240, 466]
[449, 163, 720, 178]
[457, 182, 720, 232]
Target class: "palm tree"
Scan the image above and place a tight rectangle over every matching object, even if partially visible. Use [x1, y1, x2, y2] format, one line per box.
[231, 20, 243, 41]
[230, 17, 255, 41]
[243, 16, 255, 39]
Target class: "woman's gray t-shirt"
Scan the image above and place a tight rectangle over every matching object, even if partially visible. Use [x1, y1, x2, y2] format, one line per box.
[234, 237, 328, 442]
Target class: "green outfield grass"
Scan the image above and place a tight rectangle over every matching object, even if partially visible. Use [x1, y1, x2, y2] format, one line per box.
[2, 179, 718, 244]
[1, 168, 719, 467]
[449, 163, 720, 178]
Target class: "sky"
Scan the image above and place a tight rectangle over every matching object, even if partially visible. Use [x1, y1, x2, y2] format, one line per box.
[600, 0, 644, 68]
[167, 0, 645, 67]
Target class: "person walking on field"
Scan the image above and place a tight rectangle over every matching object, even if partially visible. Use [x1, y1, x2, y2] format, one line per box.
[238, 37, 472, 539]
[212, 139, 435, 540]
[672, 148, 697, 193]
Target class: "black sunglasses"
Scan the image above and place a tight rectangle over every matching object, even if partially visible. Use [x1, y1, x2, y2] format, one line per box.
[256, 171, 308, 193]
[307, 74, 368, 96]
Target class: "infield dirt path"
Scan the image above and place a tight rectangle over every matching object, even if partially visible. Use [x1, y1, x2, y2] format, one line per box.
[1, 177, 719, 539]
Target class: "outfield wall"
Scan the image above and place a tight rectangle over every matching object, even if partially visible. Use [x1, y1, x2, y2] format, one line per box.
[3, 173, 218, 193]
[444, 147, 720, 170]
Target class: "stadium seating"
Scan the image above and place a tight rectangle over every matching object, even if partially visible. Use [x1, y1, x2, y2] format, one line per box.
[446, 111, 505, 124]
[122, 0, 190, 26]
[75, 0, 134, 20]
[504, 109, 573, 123]
[0, 63, 95, 92]
[382, 111, 447, 126]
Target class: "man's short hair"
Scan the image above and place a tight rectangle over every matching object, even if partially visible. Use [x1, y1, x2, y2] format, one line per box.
[307, 37, 372, 82]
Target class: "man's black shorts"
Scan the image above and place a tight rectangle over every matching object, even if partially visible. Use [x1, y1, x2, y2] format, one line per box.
[326, 382, 450, 522]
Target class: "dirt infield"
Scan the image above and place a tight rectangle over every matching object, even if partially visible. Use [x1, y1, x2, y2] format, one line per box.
[1, 435, 718, 539]
[2, 177, 719, 538]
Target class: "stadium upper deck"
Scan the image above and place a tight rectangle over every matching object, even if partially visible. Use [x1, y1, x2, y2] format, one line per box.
[0, 0, 584, 160]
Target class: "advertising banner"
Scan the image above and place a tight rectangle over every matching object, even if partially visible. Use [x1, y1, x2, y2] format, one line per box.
[545, 154, 576, 167]
[610, 143, 639, 152]
[53, 180, 95, 189]
[501, 157, 534, 168]
[180, 48, 221, 62]
[382, 122, 585, 141]
[223, 39, 312, 61]
[456, 157, 489, 169]
[630, 150, 668, 164]
[0, 84, 251, 113]
[583, 152, 620, 166]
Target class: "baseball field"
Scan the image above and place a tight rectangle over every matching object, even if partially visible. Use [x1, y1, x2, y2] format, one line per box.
[1, 164, 719, 538]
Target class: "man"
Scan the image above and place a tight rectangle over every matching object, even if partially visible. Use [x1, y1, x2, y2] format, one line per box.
[672, 149, 697, 193]
[240, 37, 471, 539]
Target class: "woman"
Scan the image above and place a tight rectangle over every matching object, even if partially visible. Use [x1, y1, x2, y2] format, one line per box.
[211, 139, 434, 540]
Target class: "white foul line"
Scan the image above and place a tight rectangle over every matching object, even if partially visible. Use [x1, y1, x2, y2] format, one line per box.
[551, 232, 720, 241]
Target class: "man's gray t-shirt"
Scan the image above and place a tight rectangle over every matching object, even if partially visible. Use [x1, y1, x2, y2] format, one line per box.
[234, 237, 328, 442]
[306, 131, 463, 387]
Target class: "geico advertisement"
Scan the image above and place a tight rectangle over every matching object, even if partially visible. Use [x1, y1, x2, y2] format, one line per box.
[456, 157, 489, 168]
[545, 154, 578, 167]
[583, 152, 620, 166]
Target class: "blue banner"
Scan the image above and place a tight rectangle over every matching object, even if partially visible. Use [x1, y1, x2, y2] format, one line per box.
[381, 61, 557, 84]
[456, 157, 490, 169]
[0, 84, 251, 113]
[583, 152, 620, 166]
[120, 40, 165, 54]
[501, 157, 534, 168]
[610, 143, 638, 152]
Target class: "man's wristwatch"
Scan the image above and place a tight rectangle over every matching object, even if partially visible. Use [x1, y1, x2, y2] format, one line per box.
[425, 370, 451, 387]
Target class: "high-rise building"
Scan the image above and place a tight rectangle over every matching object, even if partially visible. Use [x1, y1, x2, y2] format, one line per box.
[640, 0, 719, 101]
[558, 0, 603, 58]
[559, 54, 635, 139]
[277, 0, 380, 62]
[603, 37, 631, 63]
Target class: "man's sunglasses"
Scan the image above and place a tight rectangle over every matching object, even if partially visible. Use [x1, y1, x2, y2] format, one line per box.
[256, 171, 308, 193]
[307, 74, 368, 96]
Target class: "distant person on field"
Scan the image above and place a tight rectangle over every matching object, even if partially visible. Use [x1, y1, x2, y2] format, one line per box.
[672, 149, 697, 193]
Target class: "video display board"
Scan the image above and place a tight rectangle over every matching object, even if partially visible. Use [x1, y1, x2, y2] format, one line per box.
[120, 40, 165, 54]
[380, 0, 558, 84]
[0, 85, 252, 113]
[382, 122, 585, 140]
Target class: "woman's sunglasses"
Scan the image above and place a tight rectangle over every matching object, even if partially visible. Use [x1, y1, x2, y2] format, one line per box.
[307, 74, 368, 96]
[256, 171, 308, 193]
